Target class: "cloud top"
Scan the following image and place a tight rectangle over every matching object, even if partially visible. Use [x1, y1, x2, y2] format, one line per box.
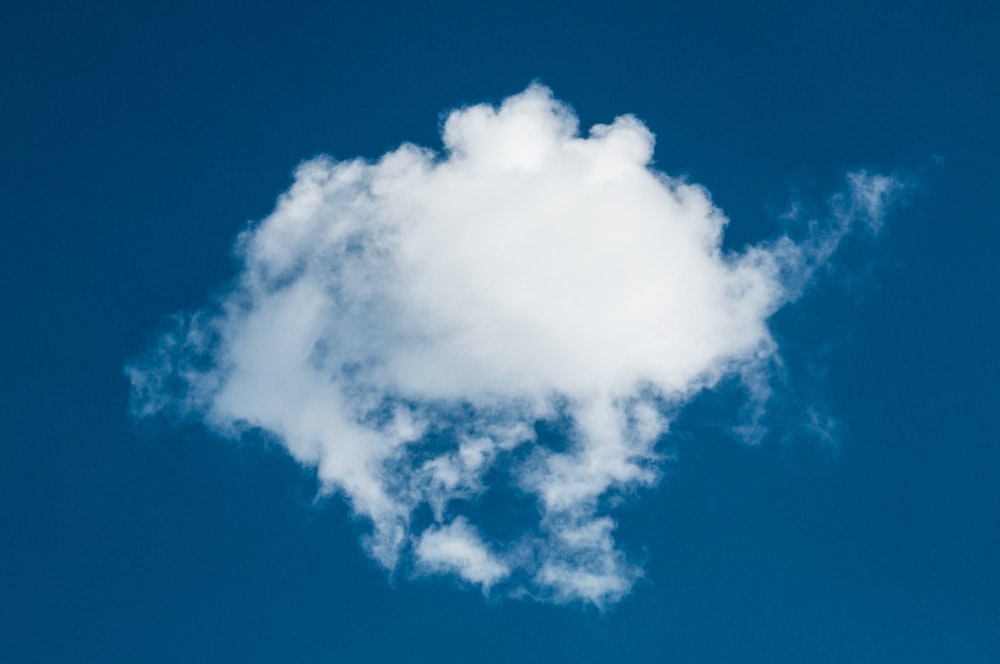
[128, 84, 901, 606]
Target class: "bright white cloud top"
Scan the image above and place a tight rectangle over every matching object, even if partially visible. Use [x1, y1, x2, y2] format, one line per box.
[128, 85, 902, 606]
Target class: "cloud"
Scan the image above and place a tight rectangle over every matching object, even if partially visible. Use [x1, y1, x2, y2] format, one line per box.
[127, 84, 904, 607]
[415, 518, 509, 590]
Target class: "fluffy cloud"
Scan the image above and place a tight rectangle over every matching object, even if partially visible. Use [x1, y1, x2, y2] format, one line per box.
[127, 84, 902, 607]
[415, 518, 509, 590]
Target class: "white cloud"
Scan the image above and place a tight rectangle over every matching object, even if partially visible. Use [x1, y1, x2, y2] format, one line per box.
[127, 84, 904, 606]
[415, 518, 509, 590]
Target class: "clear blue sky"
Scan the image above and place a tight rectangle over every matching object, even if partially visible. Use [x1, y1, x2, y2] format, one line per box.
[2, 1, 998, 661]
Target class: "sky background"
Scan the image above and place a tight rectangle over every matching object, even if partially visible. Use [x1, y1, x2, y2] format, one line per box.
[2, 1, 998, 662]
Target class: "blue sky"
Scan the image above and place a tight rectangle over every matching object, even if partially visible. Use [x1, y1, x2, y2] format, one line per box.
[2, 0, 998, 661]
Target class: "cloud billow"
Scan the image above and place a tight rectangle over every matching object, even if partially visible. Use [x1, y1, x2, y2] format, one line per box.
[127, 84, 901, 606]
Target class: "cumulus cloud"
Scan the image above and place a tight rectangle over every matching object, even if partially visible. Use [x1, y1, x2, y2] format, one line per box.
[127, 84, 904, 607]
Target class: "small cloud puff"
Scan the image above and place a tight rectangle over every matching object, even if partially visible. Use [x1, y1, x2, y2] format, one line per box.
[415, 518, 509, 591]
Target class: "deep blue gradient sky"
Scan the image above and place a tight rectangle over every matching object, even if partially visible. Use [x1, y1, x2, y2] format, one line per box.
[2, 1, 998, 661]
